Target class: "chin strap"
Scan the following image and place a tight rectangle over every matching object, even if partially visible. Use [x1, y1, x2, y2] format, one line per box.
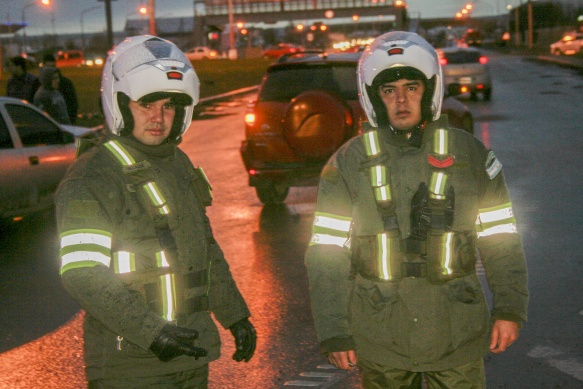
[389, 120, 428, 148]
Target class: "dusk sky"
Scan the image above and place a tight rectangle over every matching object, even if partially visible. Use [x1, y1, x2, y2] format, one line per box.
[0, 0, 578, 37]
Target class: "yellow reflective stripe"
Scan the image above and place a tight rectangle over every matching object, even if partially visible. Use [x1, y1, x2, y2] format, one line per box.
[61, 251, 111, 273]
[142, 181, 170, 215]
[309, 233, 348, 247]
[374, 185, 392, 202]
[313, 212, 351, 233]
[433, 129, 449, 155]
[364, 131, 381, 157]
[113, 251, 136, 274]
[156, 251, 176, 322]
[440, 232, 454, 275]
[376, 233, 392, 281]
[370, 165, 386, 187]
[60, 230, 112, 249]
[429, 171, 447, 198]
[477, 203, 514, 224]
[477, 223, 517, 238]
[104, 140, 136, 166]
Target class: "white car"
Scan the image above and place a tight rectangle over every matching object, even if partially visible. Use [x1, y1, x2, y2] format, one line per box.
[437, 46, 492, 101]
[0, 97, 100, 221]
[184, 46, 219, 60]
[550, 33, 583, 56]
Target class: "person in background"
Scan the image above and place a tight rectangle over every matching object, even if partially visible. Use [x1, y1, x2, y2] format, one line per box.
[33, 67, 71, 124]
[6, 56, 40, 103]
[43, 53, 79, 124]
[55, 35, 256, 388]
[305, 31, 528, 388]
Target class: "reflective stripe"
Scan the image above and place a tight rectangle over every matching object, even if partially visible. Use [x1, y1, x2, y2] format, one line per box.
[59, 229, 112, 274]
[364, 131, 381, 157]
[312, 212, 351, 233]
[310, 233, 348, 247]
[104, 140, 136, 166]
[156, 251, 176, 322]
[113, 251, 136, 274]
[440, 232, 454, 275]
[429, 171, 447, 199]
[477, 223, 518, 237]
[377, 233, 391, 280]
[142, 181, 170, 214]
[477, 203, 514, 224]
[433, 129, 449, 155]
[374, 185, 392, 202]
[369, 165, 386, 187]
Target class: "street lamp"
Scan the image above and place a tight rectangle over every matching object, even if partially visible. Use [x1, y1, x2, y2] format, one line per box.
[80, 5, 102, 52]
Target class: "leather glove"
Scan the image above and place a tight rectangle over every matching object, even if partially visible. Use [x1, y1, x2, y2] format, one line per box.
[149, 324, 208, 362]
[229, 318, 257, 362]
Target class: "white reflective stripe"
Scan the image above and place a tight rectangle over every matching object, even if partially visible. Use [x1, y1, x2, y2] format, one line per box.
[313, 215, 351, 232]
[375, 185, 391, 201]
[443, 232, 453, 275]
[145, 182, 165, 206]
[107, 141, 134, 165]
[478, 206, 514, 224]
[162, 274, 175, 322]
[116, 251, 134, 273]
[158, 251, 170, 267]
[60, 232, 111, 249]
[435, 129, 448, 155]
[310, 233, 347, 247]
[430, 171, 447, 195]
[379, 234, 390, 280]
[477, 223, 518, 238]
[365, 131, 380, 156]
[372, 165, 385, 186]
[61, 251, 111, 268]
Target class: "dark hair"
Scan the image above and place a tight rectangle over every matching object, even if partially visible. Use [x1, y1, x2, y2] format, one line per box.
[9, 56, 27, 71]
[43, 53, 56, 63]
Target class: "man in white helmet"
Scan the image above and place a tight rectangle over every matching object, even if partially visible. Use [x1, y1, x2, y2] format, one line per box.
[55, 36, 256, 388]
[305, 31, 528, 388]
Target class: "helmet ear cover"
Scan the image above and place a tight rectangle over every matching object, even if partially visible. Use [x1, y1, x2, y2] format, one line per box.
[367, 66, 435, 127]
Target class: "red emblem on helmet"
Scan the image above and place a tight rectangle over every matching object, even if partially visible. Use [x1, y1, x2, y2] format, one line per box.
[387, 48, 404, 56]
[166, 71, 183, 80]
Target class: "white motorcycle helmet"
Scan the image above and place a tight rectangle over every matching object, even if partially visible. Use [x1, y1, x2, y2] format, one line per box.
[358, 31, 443, 127]
[101, 35, 200, 140]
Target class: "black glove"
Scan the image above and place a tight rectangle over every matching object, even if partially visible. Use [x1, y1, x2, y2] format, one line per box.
[410, 182, 431, 240]
[149, 324, 208, 362]
[229, 318, 256, 362]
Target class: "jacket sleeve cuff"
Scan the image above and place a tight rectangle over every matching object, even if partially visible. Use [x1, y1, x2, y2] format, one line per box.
[320, 336, 355, 355]
[491, 312, 525, 327]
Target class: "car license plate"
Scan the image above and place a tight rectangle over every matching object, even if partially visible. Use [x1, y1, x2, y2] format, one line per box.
[459, 77, 472, 84]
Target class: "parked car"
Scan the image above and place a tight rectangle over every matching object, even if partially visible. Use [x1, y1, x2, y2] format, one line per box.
[240, 52, 474, 204]
[437, 46, 492, 101]
[0, 97, 100, 221]
[462, 29, 483, 47]
[262, 43, 304, 59]
[550, 32, 583, 56]
[55, 50, 85, 67]
[184, 46, 219, 60]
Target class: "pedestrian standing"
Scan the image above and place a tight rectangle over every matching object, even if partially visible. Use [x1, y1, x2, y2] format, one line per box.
[34, 67, 71, 124]
[55, 35, 256, 388]
[42, 53, 79, 124]
[305, 31, 528, 388]
[6, 56, 40, 103]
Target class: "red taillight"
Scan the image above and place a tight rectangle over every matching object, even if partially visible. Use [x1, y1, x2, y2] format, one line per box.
[479, 56, 488, 65]
[249, 169, 257, 176]
[245, 113, 256, 125]
[439, 58, 448, 66]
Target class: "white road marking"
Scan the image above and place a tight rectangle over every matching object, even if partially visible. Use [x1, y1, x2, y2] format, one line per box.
[528, 345, 583, 381]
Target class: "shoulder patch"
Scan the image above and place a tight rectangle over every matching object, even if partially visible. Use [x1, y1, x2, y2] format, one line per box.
[485, 151, 502, 180]
[66, 200, 103, 218]
[321, 165, 339, 183]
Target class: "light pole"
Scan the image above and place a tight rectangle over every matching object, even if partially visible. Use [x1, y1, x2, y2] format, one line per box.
[20, 0, 50, 55]
[81, 5, 102, 52]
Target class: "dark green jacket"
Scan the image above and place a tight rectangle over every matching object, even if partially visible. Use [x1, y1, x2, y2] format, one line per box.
[305, 116, 528, 371]
[56, 135, 250, 380]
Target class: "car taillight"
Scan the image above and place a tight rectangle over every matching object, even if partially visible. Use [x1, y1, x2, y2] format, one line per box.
[439, 58, 448, 66]
[245, 113, 256, 126]
[479, 56, 488, 65]
[460, 86, 469, 93]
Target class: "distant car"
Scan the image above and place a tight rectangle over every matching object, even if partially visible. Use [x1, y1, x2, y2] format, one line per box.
[240, 52, 474, 204]
[55, 50, 85, 67]
[437, 46, 492, 101]
[184, 46, 219, 60]
[462, 29, 483, 47]
[0, 97, 99, 221]
[550, 32, 583, 56]
[262, 43, 304, 59]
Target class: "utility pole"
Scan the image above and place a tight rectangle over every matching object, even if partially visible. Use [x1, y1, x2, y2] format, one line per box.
[104, 0, 114, 50]
[149, 0, 156, 35]
[527, 0, 533, 49]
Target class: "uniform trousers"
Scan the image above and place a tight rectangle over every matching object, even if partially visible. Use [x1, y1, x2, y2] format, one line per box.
[358, 358, 486, 389]
[87, 364, 209, 389]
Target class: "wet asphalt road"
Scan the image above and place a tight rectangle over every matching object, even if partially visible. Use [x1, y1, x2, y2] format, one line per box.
[1, 51, 582, 388]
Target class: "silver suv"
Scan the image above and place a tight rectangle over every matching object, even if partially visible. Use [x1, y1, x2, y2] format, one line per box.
[438, 47, 492, 101]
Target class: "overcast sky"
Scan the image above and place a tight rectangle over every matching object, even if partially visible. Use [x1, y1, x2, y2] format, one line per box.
[0, 0, 579, 36]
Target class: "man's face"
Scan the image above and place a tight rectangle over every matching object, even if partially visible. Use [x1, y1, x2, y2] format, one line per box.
[128, 98, 176, 146]
[378, 78, 425, 132]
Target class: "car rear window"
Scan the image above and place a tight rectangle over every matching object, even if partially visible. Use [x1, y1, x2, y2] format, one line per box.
[443, 51, 481, 64]
[259, 63, 358, 102]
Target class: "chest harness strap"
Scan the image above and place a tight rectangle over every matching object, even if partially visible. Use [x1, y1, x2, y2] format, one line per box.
[104, 140, 209, 322]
